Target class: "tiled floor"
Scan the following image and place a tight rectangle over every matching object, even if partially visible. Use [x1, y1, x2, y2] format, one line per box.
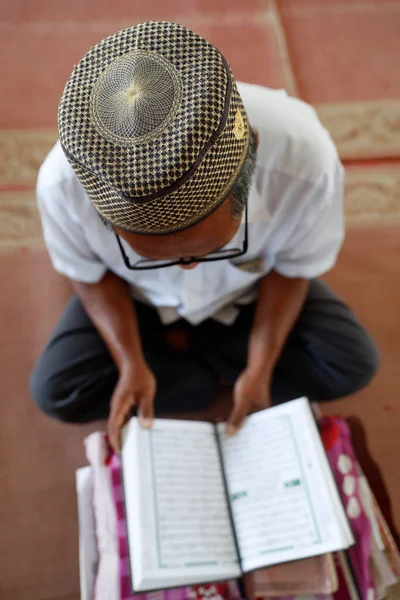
[1, 1, 400, 598]
[280, 1, 400, 102]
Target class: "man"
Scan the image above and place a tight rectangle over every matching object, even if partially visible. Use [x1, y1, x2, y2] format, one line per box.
[31, 21, 379, 452]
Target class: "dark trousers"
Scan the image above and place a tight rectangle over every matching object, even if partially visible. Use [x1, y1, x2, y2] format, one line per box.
[30, 280, 380, 423]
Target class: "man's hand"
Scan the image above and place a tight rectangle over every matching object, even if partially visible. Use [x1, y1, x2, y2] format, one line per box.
[225, 272, 308, 435]
[226, 367, 271, 435]
[108, 360, 156, 453]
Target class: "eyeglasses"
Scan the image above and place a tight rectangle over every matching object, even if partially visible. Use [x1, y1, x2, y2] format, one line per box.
[115, 201, 248, 270]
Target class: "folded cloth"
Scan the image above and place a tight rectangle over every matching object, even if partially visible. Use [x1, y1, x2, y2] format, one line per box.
[85, 431, 241, 600]
[320, 417, 375, 600]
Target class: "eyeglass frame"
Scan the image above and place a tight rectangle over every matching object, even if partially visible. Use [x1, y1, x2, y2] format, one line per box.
[114, 200, 248, 270]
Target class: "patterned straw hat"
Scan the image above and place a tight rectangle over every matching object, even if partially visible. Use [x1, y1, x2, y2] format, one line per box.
[58, 21, 250, 235]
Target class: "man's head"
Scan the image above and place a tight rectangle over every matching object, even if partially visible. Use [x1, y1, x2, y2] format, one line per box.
[58, 21, 254, 262]
[115, 127, 257, 268]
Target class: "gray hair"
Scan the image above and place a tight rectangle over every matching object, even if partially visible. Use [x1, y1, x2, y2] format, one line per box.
[231, 127, 257, 218]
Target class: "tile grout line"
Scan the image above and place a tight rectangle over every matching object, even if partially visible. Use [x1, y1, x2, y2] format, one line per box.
[280, 1, 400, 18]
[264, 0, 299, 98]
[0, 12, 273, 33]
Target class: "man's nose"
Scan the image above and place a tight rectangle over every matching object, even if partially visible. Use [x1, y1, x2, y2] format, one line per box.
[179, 262, 199, 270]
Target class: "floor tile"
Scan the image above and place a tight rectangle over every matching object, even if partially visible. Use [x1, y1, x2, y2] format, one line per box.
[316, 100, 400, 160]
[0, 191, 43, 251]
[279, 0, 388, 10]
[0, 0, 264, 23]
[280, 3, 400, 102]
[0, 130, 57, 187]
[0, 22, 134, 128]
[184, 19, 287, 89]
[344, 165, 400, 226]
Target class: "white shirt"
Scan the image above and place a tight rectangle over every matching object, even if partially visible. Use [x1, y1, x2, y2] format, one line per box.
[37, 83, 344, 326]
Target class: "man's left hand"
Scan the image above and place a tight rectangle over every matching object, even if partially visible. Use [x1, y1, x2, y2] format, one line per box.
[226, 367, 271, 435]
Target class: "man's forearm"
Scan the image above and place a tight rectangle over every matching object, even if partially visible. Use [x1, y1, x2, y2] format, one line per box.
[247, 270, 309, 374]
[71, 271, 145, 373]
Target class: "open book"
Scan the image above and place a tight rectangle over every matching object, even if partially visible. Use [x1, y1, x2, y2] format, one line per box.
[121, 397, 354, 593]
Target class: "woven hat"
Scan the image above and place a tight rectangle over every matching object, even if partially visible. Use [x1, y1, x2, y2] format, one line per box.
[58, 21, 250, 235]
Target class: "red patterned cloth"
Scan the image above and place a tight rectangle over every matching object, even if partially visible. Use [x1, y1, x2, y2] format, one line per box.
[321, 417, 375, 600]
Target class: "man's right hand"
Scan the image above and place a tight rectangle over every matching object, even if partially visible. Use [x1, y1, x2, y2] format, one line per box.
[108, 359, 156, 453]
[71, 272, 157, 453]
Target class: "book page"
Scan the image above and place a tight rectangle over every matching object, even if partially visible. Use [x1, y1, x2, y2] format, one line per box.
[121, 419, 240, 591]
[76, 467, 98, 600]
[218, 398, 353, 572]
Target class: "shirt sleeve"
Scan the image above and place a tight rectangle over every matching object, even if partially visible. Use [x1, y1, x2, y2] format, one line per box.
[274, 162, 345, 279]
[36, 179, 107, 284]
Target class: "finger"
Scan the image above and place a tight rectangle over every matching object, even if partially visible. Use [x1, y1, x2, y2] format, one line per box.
[226, 399, 250, 435]
[109, 395, 136, 453]
[214, 415, 225, 423]
[109, 408, 126, 454]
[254, 395, 270, 410]
[108, 414, 120, 454]
[138, 392, 155, 429]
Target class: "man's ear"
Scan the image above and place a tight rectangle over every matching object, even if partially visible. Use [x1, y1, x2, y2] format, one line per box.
[254, 128, 259, 150]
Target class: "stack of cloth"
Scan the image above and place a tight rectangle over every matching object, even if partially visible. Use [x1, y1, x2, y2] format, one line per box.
[76, 416, 400, 600]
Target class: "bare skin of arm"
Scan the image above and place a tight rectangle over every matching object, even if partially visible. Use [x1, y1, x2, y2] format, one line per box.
[227, 270, 309, 432]
[72, 269, 308, 443]
[72, 270, 155, 452]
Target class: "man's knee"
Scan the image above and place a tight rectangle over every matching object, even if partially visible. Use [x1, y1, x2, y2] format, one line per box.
[347, 330, 380, 394]
[30, 362, 82, 423]
[29, 367, 64, 421]
[323, 328, 380, 400]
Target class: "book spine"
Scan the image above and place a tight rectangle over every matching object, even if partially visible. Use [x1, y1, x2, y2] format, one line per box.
[337, 550, 363, 600]
[213, 424, 244, 578]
